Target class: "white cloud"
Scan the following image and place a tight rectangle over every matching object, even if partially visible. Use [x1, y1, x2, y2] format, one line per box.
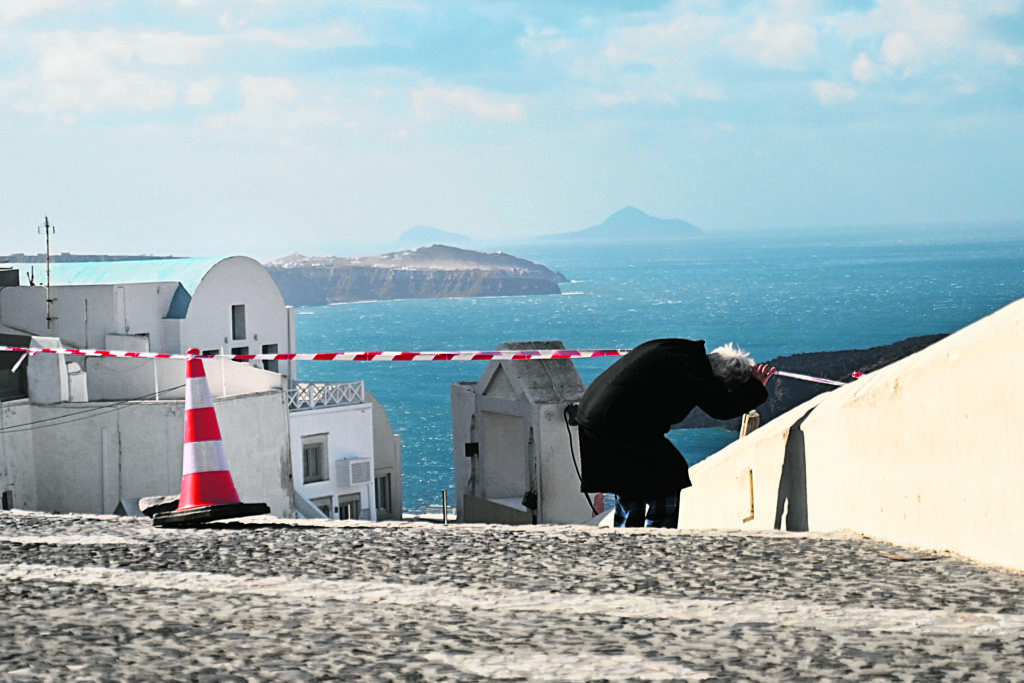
[17, 31, 178, 113]
[133, 31, 219, 66]
[839, 2, 976, 77]
[203, 75, 340, 134]
[240, 25, 373, 50]
[241, 75, 297, 108]
[584, 13, 728, 104]
[881, 30, 923, 71]
[0, 0, 71, 27]
[517, 26, 572, 60]
[186, 78, 221, 106]
[979, 41, 1024, 66]
[603, 13, 725, 68]
[814, 80, 857, 105]
[744, 19, 818, 69]
[851, 53, 877, 84]
[11, 29, 223, 115]
[411, 84, 525, 122]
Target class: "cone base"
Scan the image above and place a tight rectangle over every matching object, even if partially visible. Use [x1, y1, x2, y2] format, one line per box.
[152, 502, 270, 528]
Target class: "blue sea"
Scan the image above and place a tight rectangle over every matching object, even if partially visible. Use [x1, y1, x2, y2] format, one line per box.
[295, 223, 1024, 513]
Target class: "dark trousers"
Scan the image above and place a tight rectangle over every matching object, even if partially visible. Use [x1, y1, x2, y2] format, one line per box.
[614, 494, 680, 528]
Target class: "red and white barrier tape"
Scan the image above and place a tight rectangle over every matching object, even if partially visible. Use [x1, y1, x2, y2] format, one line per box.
[0, 345, 860, 385]
[0, 345, 629, 363]
[773, 370, 851, 387]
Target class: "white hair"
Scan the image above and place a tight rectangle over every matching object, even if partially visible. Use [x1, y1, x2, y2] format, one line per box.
[707, 343, 754, 390]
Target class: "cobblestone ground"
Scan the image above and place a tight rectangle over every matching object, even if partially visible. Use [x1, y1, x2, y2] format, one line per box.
[1, 511, 1023, 681]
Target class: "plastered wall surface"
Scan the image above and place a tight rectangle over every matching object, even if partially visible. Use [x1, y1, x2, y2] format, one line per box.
[680, 297, 1024, 571]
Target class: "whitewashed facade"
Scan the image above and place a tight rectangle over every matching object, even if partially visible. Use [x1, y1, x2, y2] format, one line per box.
[0, 258, 402, 520]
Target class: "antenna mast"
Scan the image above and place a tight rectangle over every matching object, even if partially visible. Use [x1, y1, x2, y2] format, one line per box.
[38, 216, 56, 328]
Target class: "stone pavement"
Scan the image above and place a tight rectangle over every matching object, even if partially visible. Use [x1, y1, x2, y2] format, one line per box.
[1, 511, 1023, 682]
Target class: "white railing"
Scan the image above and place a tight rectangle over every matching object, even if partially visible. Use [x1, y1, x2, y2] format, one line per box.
[288, 381, 365, 411]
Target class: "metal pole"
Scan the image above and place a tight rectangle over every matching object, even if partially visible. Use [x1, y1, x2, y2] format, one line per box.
[442, 490, 448, 525]
[38, 216, 55, 329]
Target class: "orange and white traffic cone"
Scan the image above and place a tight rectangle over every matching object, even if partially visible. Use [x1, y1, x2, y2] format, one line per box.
[153, 349, 270, 527]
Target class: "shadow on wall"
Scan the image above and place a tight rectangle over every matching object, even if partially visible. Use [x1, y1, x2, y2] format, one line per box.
[774, 411, 811, 532]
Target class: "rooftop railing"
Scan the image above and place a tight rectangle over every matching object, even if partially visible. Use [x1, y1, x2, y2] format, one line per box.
[288, 381, 365, 411]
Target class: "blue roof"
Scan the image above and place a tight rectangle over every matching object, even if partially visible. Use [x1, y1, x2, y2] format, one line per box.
[6, 257, 223, 295]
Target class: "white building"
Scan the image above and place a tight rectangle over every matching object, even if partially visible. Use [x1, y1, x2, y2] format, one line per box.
[0, 257, 402, 521]
[451, 341, 595, 525]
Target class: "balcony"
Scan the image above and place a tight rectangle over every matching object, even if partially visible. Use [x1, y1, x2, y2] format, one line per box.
[288, 381, 365, 411]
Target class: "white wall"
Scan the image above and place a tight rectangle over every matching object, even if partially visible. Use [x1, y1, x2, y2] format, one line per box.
[2, 282, 179, 352]
[0, 285, 46, 336]
[451, 378, 594, 525]
[86, 355, 285, 402]
[19, 388, 293, 517]
[290, 402, 376, 520]
[0, 399, 38, 511]
[365, 388, 403, 520]
[451, 382, 477, 522]
[536, 403, 597, 524]
[680, 297, 1024, 571]
[182, 257, 293, 379]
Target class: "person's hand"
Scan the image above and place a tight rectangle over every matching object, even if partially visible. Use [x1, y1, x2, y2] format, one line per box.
[752, 363, 775, 386]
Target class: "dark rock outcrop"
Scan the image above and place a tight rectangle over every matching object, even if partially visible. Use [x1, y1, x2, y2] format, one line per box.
[266, 245, 566, 305]
[677, 334, 948, 431]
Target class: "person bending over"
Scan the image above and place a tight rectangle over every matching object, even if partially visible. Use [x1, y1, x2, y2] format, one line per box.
[577, 339, 774, 528]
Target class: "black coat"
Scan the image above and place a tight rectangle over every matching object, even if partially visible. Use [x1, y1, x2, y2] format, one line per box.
[577, 338, 768, 498]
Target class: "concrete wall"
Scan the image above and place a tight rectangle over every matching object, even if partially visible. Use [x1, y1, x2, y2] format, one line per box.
[0, 399, 38, 511]
[14, 388, 294, 517]
[1, 282, 178, 351]
[86, 354, 285, 402]
[0, 286, 46, 337]
[536, 403, 598, 524]
[680, 297, 1024, 571]
[451, 346, 593, 525]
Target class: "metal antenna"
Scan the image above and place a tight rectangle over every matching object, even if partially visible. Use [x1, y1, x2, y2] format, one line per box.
[38, 216, 56, 328]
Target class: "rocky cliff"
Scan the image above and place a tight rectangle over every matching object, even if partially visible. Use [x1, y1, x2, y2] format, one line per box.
[678, 334, 948, 431]
[265, 245, 566, 305]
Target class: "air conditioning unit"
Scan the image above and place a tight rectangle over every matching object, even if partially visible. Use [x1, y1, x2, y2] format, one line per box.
[335, 458, 373, 487]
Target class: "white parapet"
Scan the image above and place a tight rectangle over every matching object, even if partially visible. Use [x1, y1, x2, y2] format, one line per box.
[680, 296, 1024, 571]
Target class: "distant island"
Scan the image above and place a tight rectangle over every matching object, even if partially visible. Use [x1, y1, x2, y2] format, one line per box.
[392, 207, 704, 248]
[265, 245, 566, 305]
[543, 206, 703, 242]
[2, 252, 181, 263]
[2, 207, 701, 304]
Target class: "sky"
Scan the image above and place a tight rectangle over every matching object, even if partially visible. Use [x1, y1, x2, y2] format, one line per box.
[2, 0, 1022, 260]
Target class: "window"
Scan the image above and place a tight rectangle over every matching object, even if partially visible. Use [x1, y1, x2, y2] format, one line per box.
[231, 304, 246, 340]
[262, 344, 279, 373]
[310, 496, 332, 519]
[338, 493, 361, 520]
[375, 472, 392, 517]
[302, 435, 327, 484]
[231, 346, 249, 363]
